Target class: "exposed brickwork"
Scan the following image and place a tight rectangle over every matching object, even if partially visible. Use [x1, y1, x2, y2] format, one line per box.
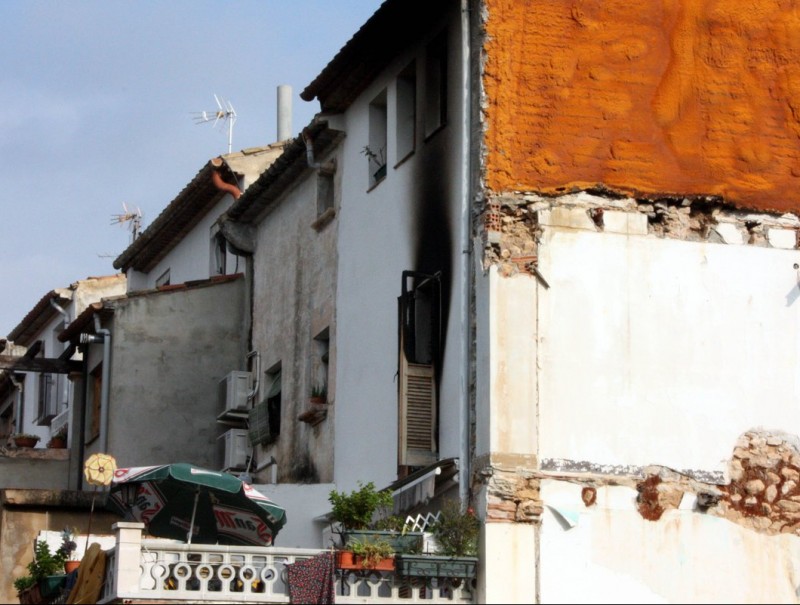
[483, 0, 800, 213]
[482, 470, 544, 524]
[480, 192, 800, 276]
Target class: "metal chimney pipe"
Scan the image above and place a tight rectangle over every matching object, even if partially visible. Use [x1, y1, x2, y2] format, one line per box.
[277, 85, 292, 142]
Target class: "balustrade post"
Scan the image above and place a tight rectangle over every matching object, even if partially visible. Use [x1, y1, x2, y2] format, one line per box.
[111, 522, 145, 595]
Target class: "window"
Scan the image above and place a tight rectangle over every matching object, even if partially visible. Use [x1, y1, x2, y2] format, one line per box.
[424, 31, 448, 137]
[211, 229, 227, 275]
[36, 372, 55, 425]
[156, 269, 171, 288]
[249, 365, 282, 447]
[396, 61, 417, 162]
[317, 162, 336, 217]
[397, 271, 441, 470]
[366, 89, 388, 188]
[312, 328, 330, 398]
[88, 364, 102, 443]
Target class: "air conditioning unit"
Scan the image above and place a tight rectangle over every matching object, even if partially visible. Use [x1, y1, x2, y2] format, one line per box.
[218, 429, 249, 471]
[217, 371, 251, 422]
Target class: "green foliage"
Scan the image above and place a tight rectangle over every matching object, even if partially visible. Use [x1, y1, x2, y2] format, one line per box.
[12, 433, 40, 441]
[371, 514, 406, 532]
[13, 575, 35, 593]
[311, 384, 327, 399]
[58, 527, 78, 561]
[328, 481, 394, 531]
[431, 499, 480, 557]
[347, 537, 395, 568]
[14, 538, 69, 593]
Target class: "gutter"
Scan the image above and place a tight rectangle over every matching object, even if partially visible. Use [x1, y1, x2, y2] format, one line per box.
[458, 0, 473, 507]
[91, 315, 112, 454]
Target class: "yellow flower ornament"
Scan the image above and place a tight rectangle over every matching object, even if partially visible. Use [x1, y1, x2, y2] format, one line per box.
[84, 453, 118, 487]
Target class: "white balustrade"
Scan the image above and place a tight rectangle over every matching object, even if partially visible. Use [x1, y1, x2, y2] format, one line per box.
[98, 523, 474, 604]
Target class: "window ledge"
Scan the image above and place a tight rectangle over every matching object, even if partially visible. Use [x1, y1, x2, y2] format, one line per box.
[367, 175, 387, 193]
[394, 150, 415, 170]
[311, 208, 336, 232]
[423, 122, 447, 144]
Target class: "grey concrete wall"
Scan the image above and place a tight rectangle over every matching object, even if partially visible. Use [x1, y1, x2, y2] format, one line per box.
[251, 163, 339, 485]
[84, 277, 247, 469]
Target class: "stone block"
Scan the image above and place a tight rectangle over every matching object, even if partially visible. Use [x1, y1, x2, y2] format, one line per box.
[602, 211, 648, 235]
[768, 228, 797, 249]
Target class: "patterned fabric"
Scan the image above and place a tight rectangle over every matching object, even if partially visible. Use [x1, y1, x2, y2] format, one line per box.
[286, 551, 335, 604]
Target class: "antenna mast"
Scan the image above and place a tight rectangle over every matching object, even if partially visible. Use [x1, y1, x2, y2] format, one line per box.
[192, 94, 237, 154]
[111, 203, 143, 244]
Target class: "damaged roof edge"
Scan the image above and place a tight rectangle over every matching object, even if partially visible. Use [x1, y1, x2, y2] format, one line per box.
[7, 289, 72, 345]
[224, 121, 345, 225]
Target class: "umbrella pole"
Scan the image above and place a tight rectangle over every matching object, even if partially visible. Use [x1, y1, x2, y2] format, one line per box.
[85, 485, 97, 554]
[187, 488, 199, 545]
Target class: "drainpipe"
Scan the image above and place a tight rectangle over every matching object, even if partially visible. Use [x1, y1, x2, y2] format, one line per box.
[9, 374, 23, 434]
[458, 0, 473, 507]
[211, 158, 241, 199]
[93, 315, 112, 453]
[246, 350, 260, 402]
[50, 298, 70, 325]
[302, 127, 322, 169]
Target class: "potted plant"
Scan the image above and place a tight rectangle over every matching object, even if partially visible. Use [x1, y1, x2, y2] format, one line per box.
[310, 384, 327, 404]
[12, 433, 40, 448]
[396, 499, 480, 580]
[14, 538, 70, 604]
[328, 481, 423, 554]
[47, 427, 68, 449]
[299, 384, 329, 425]
[336, 537, 396, 571]
[59, 527, 80, 573]
[361, 145, 387, 182]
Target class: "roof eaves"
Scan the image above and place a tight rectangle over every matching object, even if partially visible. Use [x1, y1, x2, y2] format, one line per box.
[300, 0, 443, 113]
[8, 289, 73, 345]
[226, 123, 345, 225]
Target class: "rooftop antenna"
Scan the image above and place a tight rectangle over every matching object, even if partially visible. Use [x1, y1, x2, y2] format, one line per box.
[192, 94, 237, 154]
[111, 202, 143, 244]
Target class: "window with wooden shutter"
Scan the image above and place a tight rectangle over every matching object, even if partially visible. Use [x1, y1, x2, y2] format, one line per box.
[398, 271, 441, 469]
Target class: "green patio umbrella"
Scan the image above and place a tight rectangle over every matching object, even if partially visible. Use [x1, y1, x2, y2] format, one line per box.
[106, 463, 286, 546]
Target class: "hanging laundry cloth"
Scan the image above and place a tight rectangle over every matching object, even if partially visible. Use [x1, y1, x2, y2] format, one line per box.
[286, 550, 335, 604]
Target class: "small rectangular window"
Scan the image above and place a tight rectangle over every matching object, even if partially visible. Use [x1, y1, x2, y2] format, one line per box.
[366, 89, 388, 188]
[425, 31, 448, 137]
[317, 164, 335, 217]
[396, 61, 417, 162]
[156, 269, 171, 288]
[249, 365, 281, 447]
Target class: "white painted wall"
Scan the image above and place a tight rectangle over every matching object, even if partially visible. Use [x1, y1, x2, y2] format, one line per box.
[142, 193, 243, 290]
[526, 226, 800, 474]
[333, 5, 466, 492]
[538, 480, 800, 603]
[253, 483, 335, 549]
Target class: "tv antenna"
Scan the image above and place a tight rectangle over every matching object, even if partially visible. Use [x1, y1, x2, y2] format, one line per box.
[192, 94, 237, 154]
[111, 202, 143, 244]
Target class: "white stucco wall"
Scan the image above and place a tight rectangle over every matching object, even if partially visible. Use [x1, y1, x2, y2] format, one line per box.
[537, 479, 800, 603]
[333, 5, 466, 492]
[529, 226, 800, 474]
[143, 193, 242, 289]
[253, 482, 335, 549]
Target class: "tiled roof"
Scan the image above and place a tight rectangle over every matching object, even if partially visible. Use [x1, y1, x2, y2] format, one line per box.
[113, 145, 287, 273]
[300, 0, 445, 113]
[7, 289, 72, 346]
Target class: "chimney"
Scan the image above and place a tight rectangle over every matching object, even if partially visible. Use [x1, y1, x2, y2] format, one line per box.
[277, 85, 292, 142]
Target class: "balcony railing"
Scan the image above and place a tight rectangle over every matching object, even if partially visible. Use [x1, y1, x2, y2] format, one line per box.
[99, 523, 475, 604]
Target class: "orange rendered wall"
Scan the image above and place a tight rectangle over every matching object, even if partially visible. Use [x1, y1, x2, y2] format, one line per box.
[483, 0, 800, 212]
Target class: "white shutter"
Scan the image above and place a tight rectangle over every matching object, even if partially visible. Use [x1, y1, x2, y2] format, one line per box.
[399, 354, 437, 467]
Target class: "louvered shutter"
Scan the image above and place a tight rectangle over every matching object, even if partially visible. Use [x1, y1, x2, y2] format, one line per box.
[399, 353, 438, 467]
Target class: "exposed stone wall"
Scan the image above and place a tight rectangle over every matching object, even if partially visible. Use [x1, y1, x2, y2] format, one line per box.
[476, 429, 800, 538]
[480, 191, 800, 276]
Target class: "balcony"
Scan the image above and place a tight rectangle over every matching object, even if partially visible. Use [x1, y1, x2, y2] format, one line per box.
[99, 523, 475, 603]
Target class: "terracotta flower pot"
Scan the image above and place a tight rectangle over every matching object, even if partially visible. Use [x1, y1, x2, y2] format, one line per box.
[336, 550, 395, 571]
[65, 560, 81, 574]
[13, 436, 39, 448]
[48, 437, 67, 449]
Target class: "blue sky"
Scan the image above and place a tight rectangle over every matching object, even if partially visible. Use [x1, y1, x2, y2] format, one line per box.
[0, 0, 383, 337]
